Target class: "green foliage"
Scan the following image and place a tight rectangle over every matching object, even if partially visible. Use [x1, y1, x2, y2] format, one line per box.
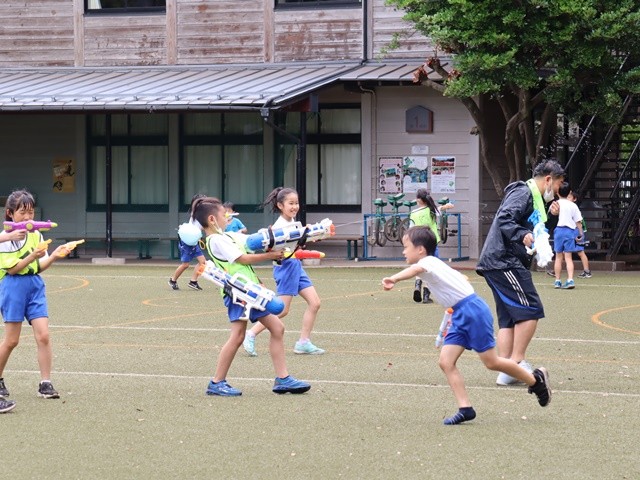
[388, 0, 640, 120]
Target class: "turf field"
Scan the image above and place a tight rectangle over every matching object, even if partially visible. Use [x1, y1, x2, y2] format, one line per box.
[2, 264, 639, 479]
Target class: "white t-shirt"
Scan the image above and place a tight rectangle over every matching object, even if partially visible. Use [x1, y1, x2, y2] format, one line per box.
[416, 256, 474, 308]
[206, 232, 247, 264]
[556, 198, 582, 229]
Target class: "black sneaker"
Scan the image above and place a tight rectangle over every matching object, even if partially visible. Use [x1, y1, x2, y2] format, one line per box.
[188, 280, 203, 291]
[0, 378, 9, 397]
[38, 381, 60, 399]
[578, 270, 592, 278]
[413, 279, 422, 303]
[0, 398, 16, 414]
[168, 279, 179, 290]
[422, 287, 433, 304]
[528, 367, 551, 407]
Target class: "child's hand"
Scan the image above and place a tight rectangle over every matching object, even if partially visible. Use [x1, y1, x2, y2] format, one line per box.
[381, 277, 396, 291]
[6, 230, 26, 241]
[267, 250, 284, 262]
[53, 245, 71, 257]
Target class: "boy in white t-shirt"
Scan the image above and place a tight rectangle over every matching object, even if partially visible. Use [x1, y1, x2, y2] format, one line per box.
[552, 183, 584, 289]
[382, 226, 551, 425]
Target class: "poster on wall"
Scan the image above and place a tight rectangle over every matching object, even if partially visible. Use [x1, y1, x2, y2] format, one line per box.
[52, 158, 76, 193]
[378, 156, 403, 193]
[430, 156, 456, 194]
[401, 156, 429, 193]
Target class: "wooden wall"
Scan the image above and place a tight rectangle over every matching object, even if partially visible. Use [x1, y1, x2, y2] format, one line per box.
[0, 0, 434, 67]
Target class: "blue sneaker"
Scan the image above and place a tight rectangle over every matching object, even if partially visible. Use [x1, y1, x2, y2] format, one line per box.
[272, 376, 311, 394]
[294, 340, 325, 355]
[563, 279, 575, 289]
[243, 334, 257, 357]
[206, 380, 242, 397]
[554, 280, 562, 289]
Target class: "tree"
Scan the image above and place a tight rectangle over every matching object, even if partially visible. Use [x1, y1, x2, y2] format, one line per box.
[387, 0, 640, 196]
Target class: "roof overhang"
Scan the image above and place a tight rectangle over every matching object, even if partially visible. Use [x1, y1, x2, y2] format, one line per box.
[0, 61, 437, 113]
[0, 63, 360, 112]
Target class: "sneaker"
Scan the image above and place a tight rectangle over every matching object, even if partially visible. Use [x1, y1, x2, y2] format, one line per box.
[528, 367, 552, 407]
[168, 279, 179, 290]
[545, 270, 555, 277]
[38, 381, 60, 399]
[554, 280, 562, 289]
[206, 379, 242, 397]
[422, 288, 433, 304]
[187, 280, 203, 291]
[0, 398, 16, 414]
[243, 334, 257, 357]
[563, 279, 575, 289]
[272, 375, 311, 394]
[0, 378, 9, 397]
[497, 360, 531, 385]
[578, 270, 592, 278]
[413, 279, 422, 303]
[294, 340, 325, 355]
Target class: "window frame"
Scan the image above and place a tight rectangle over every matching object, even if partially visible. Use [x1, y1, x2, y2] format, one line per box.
[274, 0, 362, 10]
[86, 114, 170, 213]
[85, 0, 166, 14]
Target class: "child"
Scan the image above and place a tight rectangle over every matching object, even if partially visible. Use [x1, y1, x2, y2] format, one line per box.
[193, 196, 310, 396]
[409, 188, 452, 304]
[382, 226, 551, 425]
[223, 202, 248, 234]
[243, 187, 325, 356]
[569, 191, 592, 278]
[553, 183, 583, 289]
[168, 193, 207, 291]
[0, 189, 71, 400]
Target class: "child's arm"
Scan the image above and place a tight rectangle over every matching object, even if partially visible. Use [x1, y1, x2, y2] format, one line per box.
[37, 245, 69, 272]
[235, 250, 283, 265]
[0, 229, 26, 243]
[382, 264, 425, 290]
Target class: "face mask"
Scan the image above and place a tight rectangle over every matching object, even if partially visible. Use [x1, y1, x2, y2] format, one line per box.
[543, 185, 555, 202]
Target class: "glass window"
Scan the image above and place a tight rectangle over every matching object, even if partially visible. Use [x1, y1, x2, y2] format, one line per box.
[276, 106, 361, 210]
[86, 0, 166, 13]
[180, 113, 264, 210]
[87, 114, 169, 211]
[275, 0, 361, 8]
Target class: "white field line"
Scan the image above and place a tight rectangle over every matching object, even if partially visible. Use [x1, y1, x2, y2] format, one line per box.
[48, 324, 640, 345]
[6, 368, 640, 399]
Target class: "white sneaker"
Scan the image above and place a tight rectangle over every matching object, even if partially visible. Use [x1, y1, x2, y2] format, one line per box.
[496, 360, 532, 385]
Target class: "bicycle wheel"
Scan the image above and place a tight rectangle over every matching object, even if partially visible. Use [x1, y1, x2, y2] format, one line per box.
[399, 217, 411, 240]
[439, 214, 448, 244]
[384, 216, 402, 242]
[375, 218, 387, 246]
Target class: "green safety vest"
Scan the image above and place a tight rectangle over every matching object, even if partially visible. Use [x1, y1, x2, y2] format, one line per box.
[0, 232, 43, 281]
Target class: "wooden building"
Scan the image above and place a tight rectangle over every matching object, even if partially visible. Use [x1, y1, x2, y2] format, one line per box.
[0, 0, 486, 260]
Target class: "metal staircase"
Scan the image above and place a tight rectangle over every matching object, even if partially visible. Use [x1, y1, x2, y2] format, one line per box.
[566, 94, 640, 260]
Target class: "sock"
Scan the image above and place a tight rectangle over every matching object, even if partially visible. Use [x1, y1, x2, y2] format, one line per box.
[40, 380, 51, 385]
[443, 407, 476, 425]
[246, 332, 255, 339]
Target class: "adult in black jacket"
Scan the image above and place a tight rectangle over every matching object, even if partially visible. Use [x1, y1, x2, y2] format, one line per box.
[477, 160, 565, 385]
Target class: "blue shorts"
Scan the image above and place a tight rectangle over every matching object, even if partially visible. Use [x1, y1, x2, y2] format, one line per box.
[480, 268, 545, 328]
[554, 226, 578, 253]
[273, 259, 313, 296]
[178, 239, 204, 263]
[444, 294, 496, 353]
[1, 274, 48, 323]
[223, 294, 269, 323]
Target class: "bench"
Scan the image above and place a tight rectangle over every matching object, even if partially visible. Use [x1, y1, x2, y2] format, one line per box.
[54, 236, 178, 260]
[318, 234, 364, 260]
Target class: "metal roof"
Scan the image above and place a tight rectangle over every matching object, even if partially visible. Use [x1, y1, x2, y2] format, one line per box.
[0, 62, 433, 112]
[0, 63, 360, 112]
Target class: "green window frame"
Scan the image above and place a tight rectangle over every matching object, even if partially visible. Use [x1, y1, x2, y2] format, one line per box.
[275, 105, 361, 213]
[180, 113, 264, 213]
[275, 0, 362, 9]
[87, 114, 169, 212]
[85, 0, 166, 13]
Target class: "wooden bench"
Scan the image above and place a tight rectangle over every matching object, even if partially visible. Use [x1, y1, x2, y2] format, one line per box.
[54, 236, 178, 260]
[317, 234, 364, 260]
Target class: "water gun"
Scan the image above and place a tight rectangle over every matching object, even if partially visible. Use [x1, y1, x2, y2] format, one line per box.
[435, 307, 453, 348]
[58, 239, 85, 257]
[37, 239, 52, 251]
[245, 218, 335, 253]
[525, 210, 553, 268]
[290, 249, 325, 260]
[3, 220, 58, 233]
[197, 260, 284, 317]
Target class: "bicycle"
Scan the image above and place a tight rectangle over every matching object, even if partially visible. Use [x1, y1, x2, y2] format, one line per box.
[437, 197, 456, 244]
[383, 193, 406, 242]
[367, 197, 388, 247]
